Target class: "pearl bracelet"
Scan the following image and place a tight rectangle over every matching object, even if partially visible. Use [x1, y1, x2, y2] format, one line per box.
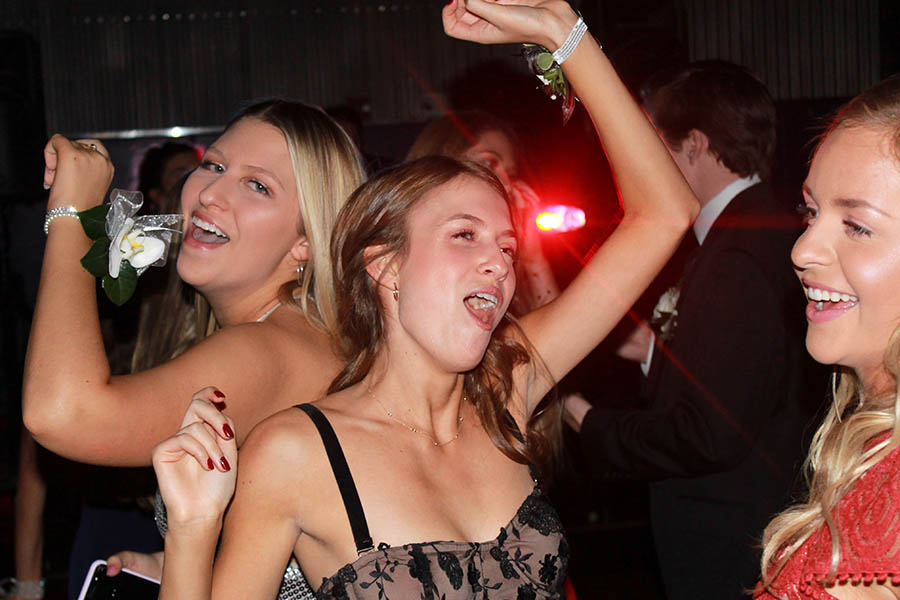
[552, 16, 588, 65]
[43, 206, 79, 235]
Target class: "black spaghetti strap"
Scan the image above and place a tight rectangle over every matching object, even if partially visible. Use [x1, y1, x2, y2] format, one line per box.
[295, 403, 374, 555]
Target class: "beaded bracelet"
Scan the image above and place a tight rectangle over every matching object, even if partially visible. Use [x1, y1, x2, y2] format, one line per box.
[43, 205, 79, 235]
[552, 16, 588, 65]
[13, 578, 46, 599]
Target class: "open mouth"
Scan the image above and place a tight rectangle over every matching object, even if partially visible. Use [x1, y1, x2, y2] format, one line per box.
[191, 216, 230, 244]
[464, 292, 500, 328]
[806, 285, 858, 312]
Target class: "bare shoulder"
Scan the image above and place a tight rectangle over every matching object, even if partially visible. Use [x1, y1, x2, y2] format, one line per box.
[237, 405, 334, 491]
[196, 308, 332, 363]
[235, 404, 336, 532]
[234, 309, 339, 374]
[240, 406, 324, 467]
[154, 308, 339, 414]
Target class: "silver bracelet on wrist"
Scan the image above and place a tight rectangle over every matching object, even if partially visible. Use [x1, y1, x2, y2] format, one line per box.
[552, 16, 588, 65]
[13, 578, 46, 599]
[43, 206, 80, 235]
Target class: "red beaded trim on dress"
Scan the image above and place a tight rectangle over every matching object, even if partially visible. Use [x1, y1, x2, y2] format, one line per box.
[755, 438, 900, 599]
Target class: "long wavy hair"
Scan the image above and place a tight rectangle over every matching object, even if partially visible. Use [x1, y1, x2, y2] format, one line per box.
[132, 100, 365, 371]
[760, 73, 900, 587]
[329, 156, 561, 479]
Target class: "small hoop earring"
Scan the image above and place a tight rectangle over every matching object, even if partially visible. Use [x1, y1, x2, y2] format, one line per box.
[296, 262, 306, 287]
[392, 282, 399, 302]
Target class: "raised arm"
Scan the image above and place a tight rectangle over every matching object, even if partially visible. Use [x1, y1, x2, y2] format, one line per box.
[23, 136, 323, 466]
[444, 0, 698, 406]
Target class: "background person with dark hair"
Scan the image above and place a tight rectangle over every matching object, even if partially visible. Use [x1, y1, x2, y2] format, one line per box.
[136, 142, 201, 215]
[565, 60, 826, 599]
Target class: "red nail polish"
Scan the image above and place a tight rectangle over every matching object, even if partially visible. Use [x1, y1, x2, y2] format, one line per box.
[213, 401, 226, 412]
[207, 458, 214, 470]
[223, 423, 234, 439]
[220, 456, 231, 471]
[213, 390, 225, 399]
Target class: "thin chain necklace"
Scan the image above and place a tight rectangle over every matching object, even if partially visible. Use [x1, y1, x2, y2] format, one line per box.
[255, 301, 282, 323]
[372, 391, 465, 447]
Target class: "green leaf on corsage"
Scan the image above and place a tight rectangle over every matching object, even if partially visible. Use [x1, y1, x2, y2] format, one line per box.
[521, 43, 576, 125]
[101, 261, 138, 305]
[78, 204, 111, 240]
[80, 237, 111, 278]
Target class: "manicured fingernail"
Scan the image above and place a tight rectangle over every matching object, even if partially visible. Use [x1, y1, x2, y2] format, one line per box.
[212, 401, 226, 411]
[43, 182, 50, 190]
[222, 423, 234, 439]
[213, 390, 225, 399]
[220, 456, 230, 471]
[207, 458, 214, 470]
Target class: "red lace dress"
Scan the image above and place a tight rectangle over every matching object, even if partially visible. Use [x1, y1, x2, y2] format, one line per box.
[755, 443, 900, 599]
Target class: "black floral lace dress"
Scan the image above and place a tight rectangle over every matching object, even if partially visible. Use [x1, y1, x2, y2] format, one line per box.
[317, 487, 568, 600]
[297, 404, 569, 600]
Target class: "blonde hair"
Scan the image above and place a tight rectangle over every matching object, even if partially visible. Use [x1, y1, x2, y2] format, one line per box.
[239, 100, 366, 333]
[132, 100, 365, 371]
[760, 74, 900, 587]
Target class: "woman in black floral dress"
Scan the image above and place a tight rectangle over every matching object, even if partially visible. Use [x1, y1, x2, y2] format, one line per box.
[151, 1, 699, 598]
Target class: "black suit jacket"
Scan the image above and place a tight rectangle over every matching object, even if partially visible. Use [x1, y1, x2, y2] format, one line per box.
[579, 183, 826, 599]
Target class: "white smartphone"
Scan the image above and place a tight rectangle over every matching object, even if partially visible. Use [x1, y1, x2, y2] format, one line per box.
[76, 559, 160, 600]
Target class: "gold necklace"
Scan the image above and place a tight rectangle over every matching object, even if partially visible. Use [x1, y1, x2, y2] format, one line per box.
[372, 392, 465, 447]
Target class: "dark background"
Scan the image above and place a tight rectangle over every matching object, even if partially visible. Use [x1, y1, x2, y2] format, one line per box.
[1, 1, 898, 598]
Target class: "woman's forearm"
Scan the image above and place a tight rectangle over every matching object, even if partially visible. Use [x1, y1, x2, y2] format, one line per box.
[23, 216, 112, 444]
[558, 33, 697, 228]
[24, 137, 116, 449]
[159, 523, 221, 600]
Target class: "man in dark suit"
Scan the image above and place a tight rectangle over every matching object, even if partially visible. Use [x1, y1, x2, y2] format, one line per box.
[565, 61, 825, 599]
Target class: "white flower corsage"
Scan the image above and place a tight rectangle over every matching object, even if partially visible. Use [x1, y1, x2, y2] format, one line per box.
[79, 189, 183, 305]
[650, 286, 680, 343]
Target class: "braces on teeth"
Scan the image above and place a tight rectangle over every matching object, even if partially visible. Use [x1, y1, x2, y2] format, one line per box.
[807, 287, 857, 311]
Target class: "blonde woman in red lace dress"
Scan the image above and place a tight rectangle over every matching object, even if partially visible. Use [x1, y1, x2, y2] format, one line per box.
[756, 74, 900, 599]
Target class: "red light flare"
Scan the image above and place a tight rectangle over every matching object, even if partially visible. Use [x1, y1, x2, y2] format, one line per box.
[536, 205, 585, 232]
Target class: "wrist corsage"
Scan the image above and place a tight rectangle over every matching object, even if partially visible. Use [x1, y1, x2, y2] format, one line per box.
[79, 189, 183, 305]
[521, 15, 590, 125]
[522, 44, 575, 124]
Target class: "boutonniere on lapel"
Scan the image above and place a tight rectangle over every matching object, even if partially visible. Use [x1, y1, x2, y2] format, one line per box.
[650, 285, 680, 343]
